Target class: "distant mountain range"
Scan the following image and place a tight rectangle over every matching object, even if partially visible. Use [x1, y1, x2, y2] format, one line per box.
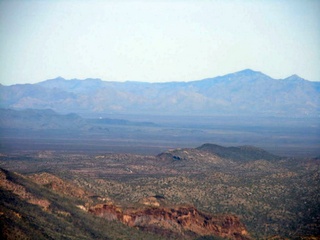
[0, 108, 155, 131]
[1, 69, 319, 117]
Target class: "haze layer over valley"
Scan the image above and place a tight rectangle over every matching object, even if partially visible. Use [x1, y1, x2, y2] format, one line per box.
[1, 69, 319, 157]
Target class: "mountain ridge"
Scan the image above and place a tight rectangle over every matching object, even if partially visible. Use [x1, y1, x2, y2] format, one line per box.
[1, 69, 319, 117]
[0, 108, 156, 130]
[8, 69, 313, 86]
[196, 143, 280, 162]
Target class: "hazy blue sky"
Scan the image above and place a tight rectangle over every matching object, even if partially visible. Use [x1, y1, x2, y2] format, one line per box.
[0, 0, 319, 85]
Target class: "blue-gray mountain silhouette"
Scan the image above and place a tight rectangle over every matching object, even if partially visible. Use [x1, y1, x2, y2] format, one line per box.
[1, 69, 319, 117]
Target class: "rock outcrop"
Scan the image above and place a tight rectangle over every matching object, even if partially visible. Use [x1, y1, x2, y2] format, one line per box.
[89, 202, 250, 240]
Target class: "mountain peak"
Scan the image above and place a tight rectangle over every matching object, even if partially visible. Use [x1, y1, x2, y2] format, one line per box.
[237, 69, 260, 74]
[37, 76, 66, 84]
[220, 69, 271, 82]
[284, 74, 305, 81]
[51, 76, 66, 81]
[228, 69, 268, 78]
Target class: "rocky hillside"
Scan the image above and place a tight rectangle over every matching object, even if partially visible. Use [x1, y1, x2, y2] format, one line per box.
[0, 167, 251, 240]
[89, 203, 250, 240]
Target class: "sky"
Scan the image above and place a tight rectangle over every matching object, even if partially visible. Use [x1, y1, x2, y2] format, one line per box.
[0, 0, 319, 85]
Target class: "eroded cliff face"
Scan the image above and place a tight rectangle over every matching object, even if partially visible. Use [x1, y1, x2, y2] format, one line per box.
[89, 202, 250, 240]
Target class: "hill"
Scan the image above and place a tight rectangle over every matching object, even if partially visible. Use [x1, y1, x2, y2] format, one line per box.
[0, 108, 86, 130]
[196, 143, 280, 162]
[0, 108, 155, 130]
[1, 69, 319, 117]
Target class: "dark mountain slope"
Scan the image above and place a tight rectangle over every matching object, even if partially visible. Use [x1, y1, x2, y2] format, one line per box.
[196, 143, 280, 162]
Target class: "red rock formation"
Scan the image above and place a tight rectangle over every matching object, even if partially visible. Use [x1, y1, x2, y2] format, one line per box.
[89, 203, 250, 240]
